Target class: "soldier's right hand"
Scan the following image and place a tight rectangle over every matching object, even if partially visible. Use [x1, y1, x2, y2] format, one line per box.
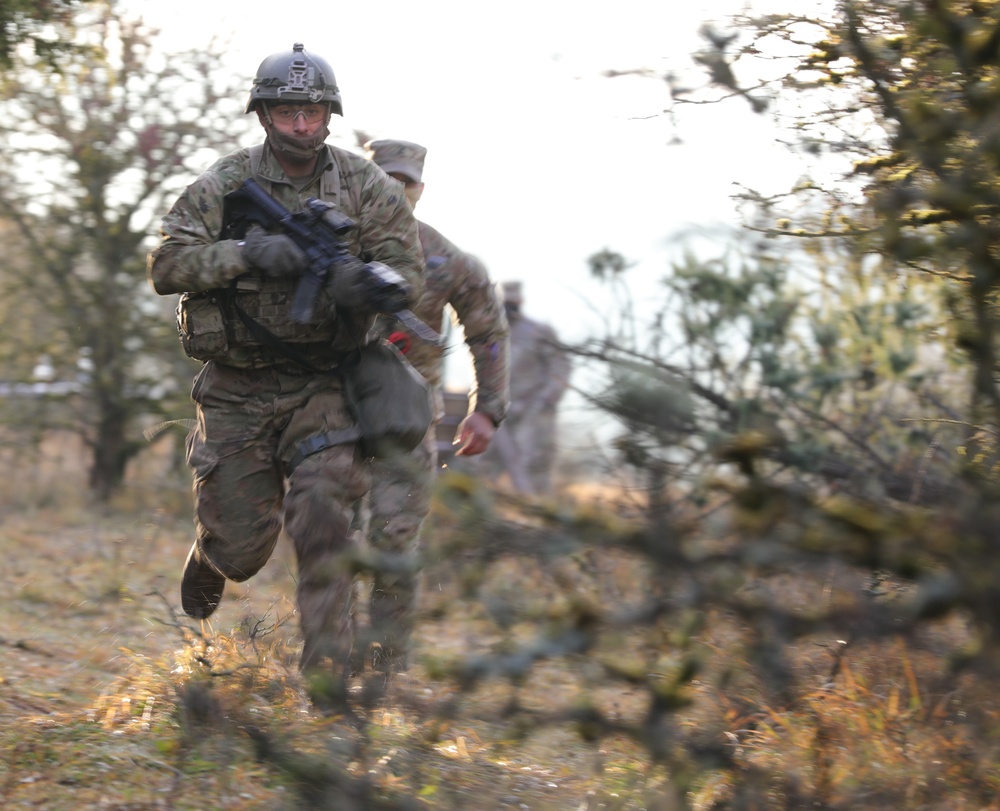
[328, 259, 411, 313]
[241, 224, 309, 277]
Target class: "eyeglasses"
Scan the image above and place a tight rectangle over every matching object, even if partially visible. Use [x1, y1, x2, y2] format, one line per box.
[269, 104, 327, 124]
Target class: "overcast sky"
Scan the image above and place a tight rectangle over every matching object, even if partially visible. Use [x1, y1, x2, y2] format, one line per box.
[127, 0, 832, 388]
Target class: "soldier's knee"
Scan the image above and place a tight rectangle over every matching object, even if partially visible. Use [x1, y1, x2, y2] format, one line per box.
[200, 521, 281, 582]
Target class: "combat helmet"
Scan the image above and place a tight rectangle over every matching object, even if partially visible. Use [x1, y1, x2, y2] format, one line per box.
[246, 43, 343, 116]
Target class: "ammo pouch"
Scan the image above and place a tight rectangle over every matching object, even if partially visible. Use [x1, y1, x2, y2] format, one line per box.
[287, 340, 434, 471]
[176, 292, 229, 361]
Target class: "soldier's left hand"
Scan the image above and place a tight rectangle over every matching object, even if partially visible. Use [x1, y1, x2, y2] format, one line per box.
[242, 224, 309, 277]
[453, 411, 495, 457]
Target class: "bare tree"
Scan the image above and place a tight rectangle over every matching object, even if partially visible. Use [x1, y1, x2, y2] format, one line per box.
[0, 1, 252, 500]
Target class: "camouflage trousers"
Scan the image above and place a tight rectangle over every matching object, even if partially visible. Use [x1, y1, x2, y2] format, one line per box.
[357, 427, 437, 673]
[185, 360, 371, 676]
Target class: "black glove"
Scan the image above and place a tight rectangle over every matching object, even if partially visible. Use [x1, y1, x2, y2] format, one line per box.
[326, 258, 368, 307]
[241, 225, 308, 277]
[328, 260, 412, 311]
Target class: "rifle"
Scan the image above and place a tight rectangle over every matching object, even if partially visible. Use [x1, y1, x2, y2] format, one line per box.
[222, 178, 440, 344]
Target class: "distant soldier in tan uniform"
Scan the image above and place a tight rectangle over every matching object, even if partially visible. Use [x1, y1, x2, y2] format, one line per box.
[147, 44, 424, 708]
[363, 138, 509, 674]
[485, 282, 571, 495]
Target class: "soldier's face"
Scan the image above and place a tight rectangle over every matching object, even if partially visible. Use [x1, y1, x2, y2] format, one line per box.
[258, 103, 331, 162]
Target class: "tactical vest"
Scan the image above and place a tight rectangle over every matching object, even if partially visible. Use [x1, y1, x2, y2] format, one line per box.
[178, 144, 359, 362]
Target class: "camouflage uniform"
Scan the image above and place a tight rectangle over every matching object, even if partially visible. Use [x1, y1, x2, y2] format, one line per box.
[148, 135, 423, 679]
[363, 139, 509, 673]
[484, 282, 571, 495]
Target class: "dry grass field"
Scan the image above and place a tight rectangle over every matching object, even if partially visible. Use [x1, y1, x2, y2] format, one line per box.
[1, 437, 999, 810]
[0, 441, 668, 810]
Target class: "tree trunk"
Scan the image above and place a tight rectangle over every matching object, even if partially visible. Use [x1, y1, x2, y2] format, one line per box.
[88, 405, 130, 502]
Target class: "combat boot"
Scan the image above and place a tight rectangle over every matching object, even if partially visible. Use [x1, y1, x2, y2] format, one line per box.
[180, 542, 226, 619]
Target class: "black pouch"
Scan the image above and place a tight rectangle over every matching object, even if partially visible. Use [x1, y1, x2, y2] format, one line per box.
[342, 340, 433, 458]
[176, 292, 229, 361]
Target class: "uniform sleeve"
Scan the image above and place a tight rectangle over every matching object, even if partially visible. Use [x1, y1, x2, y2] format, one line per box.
[147, 169, 250, 295]
[450, 252, 511, 426]
[354, 168, 424, 306]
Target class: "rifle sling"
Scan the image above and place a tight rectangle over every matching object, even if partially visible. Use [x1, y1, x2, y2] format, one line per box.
[230, 298, 339, 375]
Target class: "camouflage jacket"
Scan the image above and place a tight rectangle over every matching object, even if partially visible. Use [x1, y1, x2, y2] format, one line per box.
[148, 141, 423, 369]
[382, 220, 509, 426]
